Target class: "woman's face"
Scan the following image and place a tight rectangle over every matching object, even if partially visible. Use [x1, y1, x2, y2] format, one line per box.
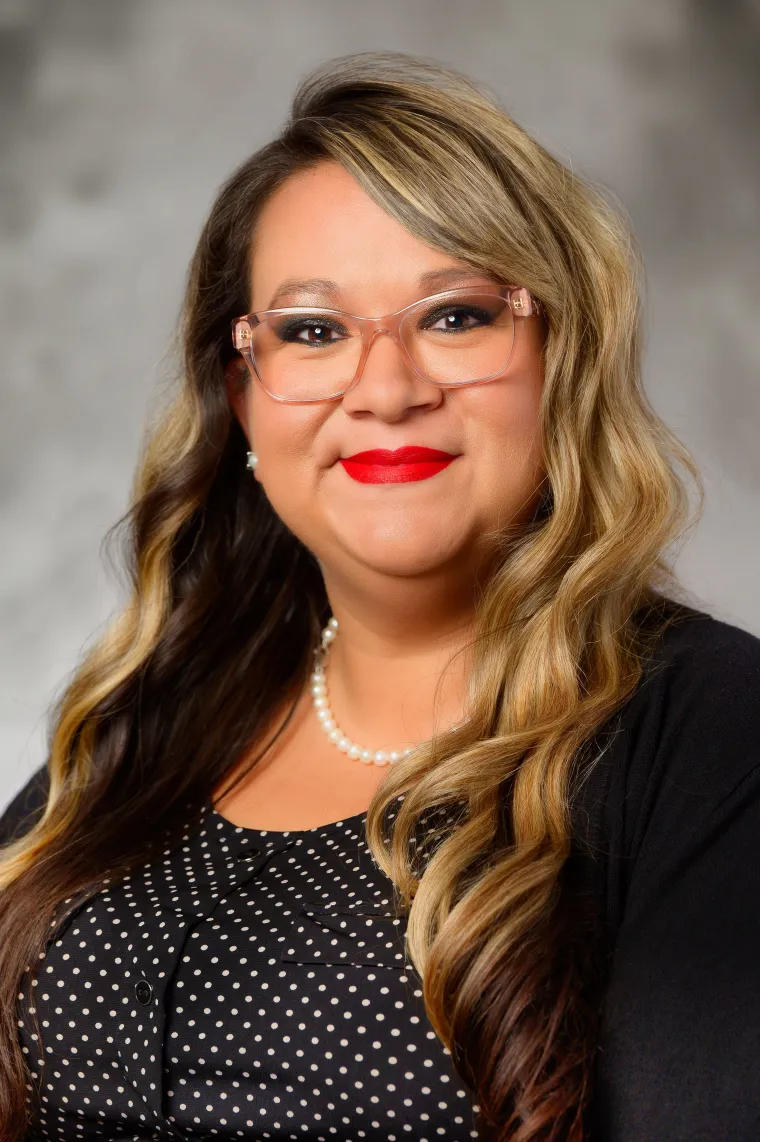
[227, 161, 546, 583]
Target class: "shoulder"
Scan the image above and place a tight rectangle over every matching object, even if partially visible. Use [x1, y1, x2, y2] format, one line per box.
[586, 597, 760, 917]
[574, 597, 760, 897]
[610, 597, 760, 797]
[639, 596, 760, 690]
[0, 764, 50, 847]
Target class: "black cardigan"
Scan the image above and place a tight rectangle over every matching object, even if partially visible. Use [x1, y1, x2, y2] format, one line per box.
[2, 601, 760, 1140]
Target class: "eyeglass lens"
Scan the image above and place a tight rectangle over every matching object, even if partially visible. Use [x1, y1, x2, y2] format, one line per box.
[247, 291, 515, 400]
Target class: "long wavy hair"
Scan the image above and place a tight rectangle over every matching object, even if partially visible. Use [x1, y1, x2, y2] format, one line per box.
[0, 51, 700, 1141]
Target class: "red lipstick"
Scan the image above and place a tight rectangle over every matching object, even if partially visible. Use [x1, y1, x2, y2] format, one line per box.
[340, 446, 457, 484]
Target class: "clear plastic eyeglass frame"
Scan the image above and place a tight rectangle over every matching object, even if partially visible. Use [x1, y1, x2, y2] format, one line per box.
[231, 284, 543, 403]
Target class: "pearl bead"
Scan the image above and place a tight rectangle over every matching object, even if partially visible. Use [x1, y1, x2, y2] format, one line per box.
[310, 616, 468, 768]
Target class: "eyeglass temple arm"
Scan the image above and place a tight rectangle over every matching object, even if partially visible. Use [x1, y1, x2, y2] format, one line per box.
[509, 287, 541, 316]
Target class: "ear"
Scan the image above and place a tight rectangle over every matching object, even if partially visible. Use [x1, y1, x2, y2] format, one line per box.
[224, 359, 248, 424]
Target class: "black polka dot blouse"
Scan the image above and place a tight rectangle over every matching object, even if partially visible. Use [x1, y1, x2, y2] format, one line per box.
[17, 796, 481, 1140]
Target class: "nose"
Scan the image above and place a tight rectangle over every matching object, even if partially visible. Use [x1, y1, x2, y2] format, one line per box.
[340, 328, 443, 421]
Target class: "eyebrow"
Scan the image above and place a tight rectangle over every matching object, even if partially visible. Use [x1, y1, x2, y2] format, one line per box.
[265, 267, 502, 310]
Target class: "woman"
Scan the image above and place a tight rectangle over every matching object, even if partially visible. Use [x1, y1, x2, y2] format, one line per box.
[1, 49, 759, 1142]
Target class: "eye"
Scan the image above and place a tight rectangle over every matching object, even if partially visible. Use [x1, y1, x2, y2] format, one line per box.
[273, 317, 350, 346]
[420, 305, 494, 333]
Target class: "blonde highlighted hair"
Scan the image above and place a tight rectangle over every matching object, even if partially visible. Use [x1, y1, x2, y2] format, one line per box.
[0, 51, 700, 1141]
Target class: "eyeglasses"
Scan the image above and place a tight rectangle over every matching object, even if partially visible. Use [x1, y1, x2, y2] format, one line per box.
[231, 285, 542, 403]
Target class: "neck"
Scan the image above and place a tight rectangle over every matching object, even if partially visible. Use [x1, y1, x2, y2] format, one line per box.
[316, 566, 479, 753]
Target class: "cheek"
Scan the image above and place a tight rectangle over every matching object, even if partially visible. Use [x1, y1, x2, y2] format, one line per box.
[467, 370, 543, 467]
[249, 389, 326, 508]
[460, 367, 545, 526]
[250, 386, 314, 460]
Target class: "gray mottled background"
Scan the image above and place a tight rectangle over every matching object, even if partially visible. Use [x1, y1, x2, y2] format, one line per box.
[1, 0, 759, 809]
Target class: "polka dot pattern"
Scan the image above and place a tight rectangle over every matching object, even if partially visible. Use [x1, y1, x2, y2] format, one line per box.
[17, 795, 481, 1140]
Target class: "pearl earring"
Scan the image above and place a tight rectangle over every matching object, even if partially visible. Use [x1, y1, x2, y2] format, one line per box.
[246, 450, 258, 470]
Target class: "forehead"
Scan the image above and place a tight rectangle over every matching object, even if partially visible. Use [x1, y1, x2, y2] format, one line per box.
[248, 161, 497, 312]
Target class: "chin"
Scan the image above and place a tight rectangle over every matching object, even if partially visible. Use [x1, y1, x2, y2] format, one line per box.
[332, 518, 469, 577]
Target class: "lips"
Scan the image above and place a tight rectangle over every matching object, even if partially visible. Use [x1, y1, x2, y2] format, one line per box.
[339, 446, 457, 484]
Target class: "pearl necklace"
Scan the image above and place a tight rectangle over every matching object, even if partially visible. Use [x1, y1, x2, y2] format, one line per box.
[310, 617, 468, 767]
